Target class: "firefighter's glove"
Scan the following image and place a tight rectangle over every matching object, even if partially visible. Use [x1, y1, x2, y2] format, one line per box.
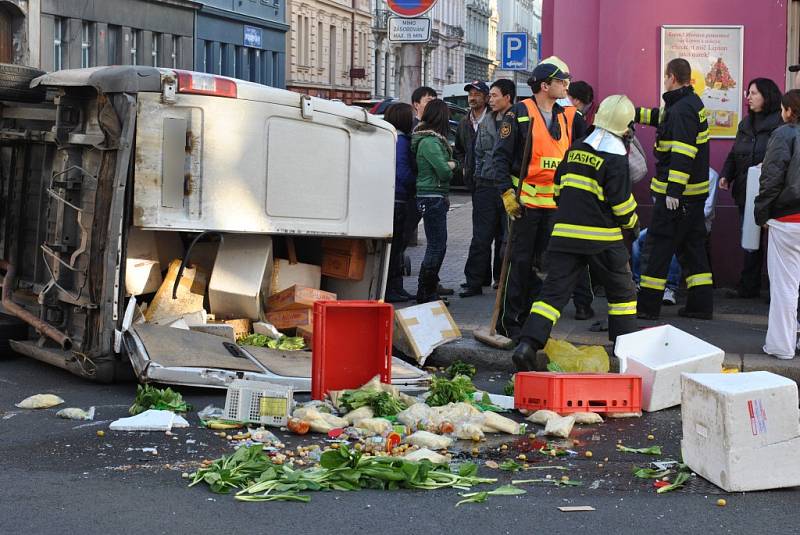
[502, 188, 522, 219]
[665, 196, 680, 210]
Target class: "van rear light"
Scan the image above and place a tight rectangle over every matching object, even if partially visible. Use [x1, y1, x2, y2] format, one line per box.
[176, 71, 237, 98]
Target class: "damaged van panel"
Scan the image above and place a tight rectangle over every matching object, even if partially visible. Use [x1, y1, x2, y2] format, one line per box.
[0, 65, 402, 388]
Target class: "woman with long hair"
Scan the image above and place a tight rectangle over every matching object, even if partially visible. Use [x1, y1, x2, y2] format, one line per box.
[410, 99, 457, 303]
[383, 103, 417, 303]
[755, 89, 800, 359]
[720, 78, 783, 298]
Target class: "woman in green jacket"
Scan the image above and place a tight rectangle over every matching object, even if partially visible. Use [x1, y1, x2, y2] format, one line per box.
[411, 99, 457, 303]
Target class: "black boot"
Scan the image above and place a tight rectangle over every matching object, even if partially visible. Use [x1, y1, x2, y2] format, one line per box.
[416, 268, 440, 304]
[511, 339, 540, 372]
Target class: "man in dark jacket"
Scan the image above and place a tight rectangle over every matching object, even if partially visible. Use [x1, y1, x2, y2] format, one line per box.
[635, 57, 713, 320]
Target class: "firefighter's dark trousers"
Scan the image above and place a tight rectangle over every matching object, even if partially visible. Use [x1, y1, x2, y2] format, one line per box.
[519, 243, 638, 347]
[638, 199, 713, 317]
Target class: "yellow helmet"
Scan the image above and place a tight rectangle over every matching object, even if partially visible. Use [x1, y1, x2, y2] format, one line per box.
[593, 94, 635, 137]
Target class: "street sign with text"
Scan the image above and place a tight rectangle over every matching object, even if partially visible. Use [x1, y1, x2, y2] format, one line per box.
[388, 16, 431, 43]
[501, 32, 528, 70]
[386, 0, 437, 17]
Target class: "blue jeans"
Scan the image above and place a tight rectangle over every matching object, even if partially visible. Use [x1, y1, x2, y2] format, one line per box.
[416, 196, 449, 283]
[632, 228, 680, 290]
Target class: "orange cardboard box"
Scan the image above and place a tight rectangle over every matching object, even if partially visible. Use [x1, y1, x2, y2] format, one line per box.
[296, 325, 313, 350]
[267, 285, 336, 311]
[264, 308, 313, 330]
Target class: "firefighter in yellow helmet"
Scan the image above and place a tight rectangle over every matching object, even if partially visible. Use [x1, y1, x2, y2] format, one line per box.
[492, 56, 591, 341]
[511, 95, 640, 371]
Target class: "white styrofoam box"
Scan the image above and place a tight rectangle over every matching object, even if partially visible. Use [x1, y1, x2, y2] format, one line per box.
[208, 234, 273, 320]
[270, 259, 321, 295]
[125, 258, 162, 296]
[681, 372, 800, 450]
[681, 436, 800, 492]
[614, 325, 724, 411]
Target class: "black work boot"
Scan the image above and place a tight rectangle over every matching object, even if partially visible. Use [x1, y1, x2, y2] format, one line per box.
[511, 339, 540, 372]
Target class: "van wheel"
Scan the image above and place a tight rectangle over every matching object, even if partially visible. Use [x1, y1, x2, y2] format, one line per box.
[0, 64, 46, 103]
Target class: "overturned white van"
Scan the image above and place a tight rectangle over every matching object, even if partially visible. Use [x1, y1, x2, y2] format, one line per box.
[0, 65, 426, 389]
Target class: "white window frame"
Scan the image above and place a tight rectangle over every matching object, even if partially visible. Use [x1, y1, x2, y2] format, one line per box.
[130, 30, 138, 66]
[81, 21, 91, 68]
[54, 18, 63, 71]
[171, 36, 178, 68]
[152, 33, 159, 67]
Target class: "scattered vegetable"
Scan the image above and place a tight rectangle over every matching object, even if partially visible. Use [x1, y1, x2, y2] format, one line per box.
[455, 484, 526, 506]
[546, 361, 564, 372]
[426, 375, 477, 407]
[238, 334, 305, 351]
[503, 378, 515, 396]
[446, 360, 477, 379]
[512, 478, 582, 487]
[129, 384, 191, 415]
[632, 466, 672, 479]
[656, 471, 691, 494]
[717, 498, 726, 507]
[287, 418, 310, 435]
[616, 444, 663, 455]
[499, 459, 522, 472]
[339, 389, 407, 417]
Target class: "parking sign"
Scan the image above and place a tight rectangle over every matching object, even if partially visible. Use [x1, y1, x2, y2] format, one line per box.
[501, 32, 528, 70]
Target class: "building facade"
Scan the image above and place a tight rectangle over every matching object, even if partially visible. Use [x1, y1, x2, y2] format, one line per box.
[464, 0, 497, 82]
[423, 0, 465, 93]
[195, 0, 288, 88]
[494, 0, 540, 85]
[284, 0, 373, 103]
[38, 0, 197, 71]
[371, 0, 396, 99]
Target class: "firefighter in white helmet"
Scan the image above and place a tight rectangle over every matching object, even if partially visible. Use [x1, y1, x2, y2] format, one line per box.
[511, 95, 641, 371]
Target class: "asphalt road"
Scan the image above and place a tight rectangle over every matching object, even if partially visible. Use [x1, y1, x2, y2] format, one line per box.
[2, 353, 799, 534]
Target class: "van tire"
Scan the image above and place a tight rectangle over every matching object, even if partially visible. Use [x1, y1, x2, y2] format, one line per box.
[0, 64, 46, 103]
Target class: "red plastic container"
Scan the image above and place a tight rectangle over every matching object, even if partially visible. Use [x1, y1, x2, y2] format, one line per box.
[514, 372, 642, 414]
[311, 301, 393, 400]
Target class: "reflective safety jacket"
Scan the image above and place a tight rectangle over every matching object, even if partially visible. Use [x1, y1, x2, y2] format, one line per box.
[636, 85, 710, 201]
[493, 98, 586, 208]
[548, 141, 639, 255]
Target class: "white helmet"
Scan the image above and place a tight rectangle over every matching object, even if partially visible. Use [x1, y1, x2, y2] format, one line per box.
[594, 94, 635, 137]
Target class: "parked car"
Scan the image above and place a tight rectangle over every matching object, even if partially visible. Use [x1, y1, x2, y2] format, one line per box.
[0, 64, 427, 390]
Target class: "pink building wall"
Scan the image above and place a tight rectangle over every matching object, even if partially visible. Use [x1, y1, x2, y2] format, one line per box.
[541, 0, 789, 287]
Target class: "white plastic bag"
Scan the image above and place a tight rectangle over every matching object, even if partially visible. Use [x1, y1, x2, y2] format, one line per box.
[403, 448, 448, 464]
[398, 403, 440, 430]
[526, 410, 560, 426]
[56, 407, 96, 421]
[343, 406, 374, 426]
[453, 418, 485, 441]
[572, 412, 603, 425]
[355, 417, 393, 436]
[15, 394, 64, 409]
[404, 430, 453, 450]
[544, 415, 575, 438]
[482, 411, 521, 435]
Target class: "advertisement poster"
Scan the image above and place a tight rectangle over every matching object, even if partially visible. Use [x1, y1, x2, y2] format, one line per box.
[661, 25, 744, 138]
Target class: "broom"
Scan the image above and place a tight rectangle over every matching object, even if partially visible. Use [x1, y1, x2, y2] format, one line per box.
[473, 114, 534, 349]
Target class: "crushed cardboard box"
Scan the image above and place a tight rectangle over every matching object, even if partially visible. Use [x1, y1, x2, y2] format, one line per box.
[267, 285, 336, 311]
[393, 301, 461, 365]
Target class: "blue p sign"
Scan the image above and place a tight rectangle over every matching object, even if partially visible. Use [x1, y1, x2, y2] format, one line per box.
[501, 32, 528, 71]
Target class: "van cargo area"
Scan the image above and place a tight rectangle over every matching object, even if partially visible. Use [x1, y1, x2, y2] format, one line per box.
[0, 66, 427, 390]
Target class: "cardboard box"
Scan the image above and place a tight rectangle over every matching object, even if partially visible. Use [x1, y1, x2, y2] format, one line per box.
[264, 308, 313, 331]
[271, 259, 321, 295]
[322, 238, 367, 280]
[393, 301, 461, 365]
[208, 234, 273, 320]
[680, 371, 800, 491]
[267, 285, 336, 311]
[223, 318, 253, 341]
[296, 325, 313, 350]
[144, 260, 207, 323]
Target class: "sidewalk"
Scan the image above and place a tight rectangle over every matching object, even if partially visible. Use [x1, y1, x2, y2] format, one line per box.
[398, 193, 800, 382]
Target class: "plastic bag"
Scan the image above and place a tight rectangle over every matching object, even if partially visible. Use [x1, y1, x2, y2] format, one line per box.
[544, 415, 576, 438]
[404, 430, 453, 450]
[572, 412, 604, 424]
[403, 448, 448, 464]
[453, 417, 485, 441]
[355, 417, 393, 436]
[56, 407, 95, 421]
[434, 402, 480, 423]
[544, 338, 609, 373]
[343, 406, 374, 426]
[398, 403, 441, 431]
[197, 405, 225, 420]
[526, 410, 560, 426]
[482, 411, 521, 435]
[15, 394, 64, 409]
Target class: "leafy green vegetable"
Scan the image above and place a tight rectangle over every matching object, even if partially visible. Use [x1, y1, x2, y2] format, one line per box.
[129, 384, 191, 415]
[499, 459, 522, 472]
[632, 466, 672, 479]
[656, 471, 691, 494]
[426, 375, 477, 407]
[339, 389, 407, 417]
[188, 444, 273, 493]
[511, 478, 583, 487]
[616, 444, 663, 455]
[503, 377, 515, 396]
[546, 361, 564, 372]
[238, 334, 305, 351]
[456, 485, 526, 506]
[446, 360, 477, 379]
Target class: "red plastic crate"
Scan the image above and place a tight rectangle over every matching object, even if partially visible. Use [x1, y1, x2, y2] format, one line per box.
[514, 372, 642, 414]
[311, 301, 393, 400]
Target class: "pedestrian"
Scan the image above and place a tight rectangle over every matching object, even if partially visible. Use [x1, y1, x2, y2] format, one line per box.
[512, 95, 640, 371]
[634, 58, 713, 320]
[719, 78, 783, 298]
[567, 80, 594, 119]
[383, 103, 417, 303]
[492, 56, 589, 340]
[755, 89, 800, 360]
[460, 79, 516, 298]
[454, 80, 490, 192]
[411, 99, 458, 304]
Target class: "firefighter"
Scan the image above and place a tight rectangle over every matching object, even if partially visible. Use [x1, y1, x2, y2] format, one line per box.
[511, 95, 640, 371]
[635, 58, 713, 320]
[493, 56, 589, 340]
